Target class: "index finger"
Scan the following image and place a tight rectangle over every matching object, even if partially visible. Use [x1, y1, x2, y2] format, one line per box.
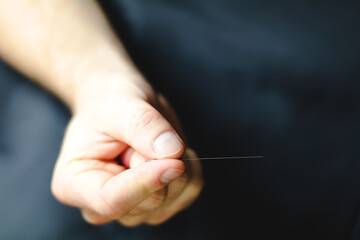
[76, 159, 185, 219]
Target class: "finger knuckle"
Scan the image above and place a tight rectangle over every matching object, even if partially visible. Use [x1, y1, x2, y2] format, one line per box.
[172, 172, 189, 188]
[118, 217, 144, 227]
[132, 108, 162, 133]
[83, 218, 105, 225]
[148, 190, 167, 207]
[50, 176, 67, 205]
[81, 212, 108, 226]
[135, 191, 166, 214]
[183, 182, 204, 207]
[190, 177, 205, 193]
[94, 191, 126, 219]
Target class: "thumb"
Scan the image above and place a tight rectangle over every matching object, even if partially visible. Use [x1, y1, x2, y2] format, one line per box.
[111, 96, 184, 159]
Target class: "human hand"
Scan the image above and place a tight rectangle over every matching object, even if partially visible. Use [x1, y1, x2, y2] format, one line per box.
[51, 73, 203, 226]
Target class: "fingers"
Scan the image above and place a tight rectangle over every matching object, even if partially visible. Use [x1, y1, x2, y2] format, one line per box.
[146, 160, 203, 225]
[106, 96, 185, 159]
[118, 148, 202, 226]
[126, 188, 167, 215]
[119, 148, 187, 216]
[119, 149, 169, 216]
[59, 117, 128, 161]
[51, 89, 202, 226]
[120, 147, 146, 169]
[81, 209, 113, 225]
[53, 158, 185, 225]
[156, 93, 187, 142]
[117, 213, 149, 227]
[145, 148, 204, 225]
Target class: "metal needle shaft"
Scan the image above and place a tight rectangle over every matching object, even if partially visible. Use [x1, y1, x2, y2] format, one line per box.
[144, 156, 263, 162]
[181, 156, 264, 161]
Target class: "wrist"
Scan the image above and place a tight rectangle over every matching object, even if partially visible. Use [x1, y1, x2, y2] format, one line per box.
[46, 39, 152, 111]
[72, 69, 154, 114]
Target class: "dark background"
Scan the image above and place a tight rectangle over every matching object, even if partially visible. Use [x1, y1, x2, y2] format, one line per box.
[1, 0, 360, 239]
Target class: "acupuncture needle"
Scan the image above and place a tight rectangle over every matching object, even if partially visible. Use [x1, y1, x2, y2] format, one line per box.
[181, 156, 264, 161]
[145, 156, 263, 162]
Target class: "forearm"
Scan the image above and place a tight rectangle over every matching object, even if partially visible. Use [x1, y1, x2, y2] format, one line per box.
[0, 0, 144, 109]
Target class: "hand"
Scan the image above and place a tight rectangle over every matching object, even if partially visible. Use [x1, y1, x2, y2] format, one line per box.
[51, 74, 203, 226]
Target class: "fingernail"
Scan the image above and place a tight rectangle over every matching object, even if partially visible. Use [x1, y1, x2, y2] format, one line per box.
[153, 131, 183, 157]
[161, 168, 184, 184]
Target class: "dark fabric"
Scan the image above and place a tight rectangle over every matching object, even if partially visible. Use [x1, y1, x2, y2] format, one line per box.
[1, 0, 360, 239]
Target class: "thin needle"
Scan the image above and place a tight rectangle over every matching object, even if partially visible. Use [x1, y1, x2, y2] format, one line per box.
[181, 156, 264, 161]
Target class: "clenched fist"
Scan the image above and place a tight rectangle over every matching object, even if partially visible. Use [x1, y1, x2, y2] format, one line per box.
[51, 74, 203, 226]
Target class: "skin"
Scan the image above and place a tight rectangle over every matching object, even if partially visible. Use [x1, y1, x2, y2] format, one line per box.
[0, 0, 203, 226]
